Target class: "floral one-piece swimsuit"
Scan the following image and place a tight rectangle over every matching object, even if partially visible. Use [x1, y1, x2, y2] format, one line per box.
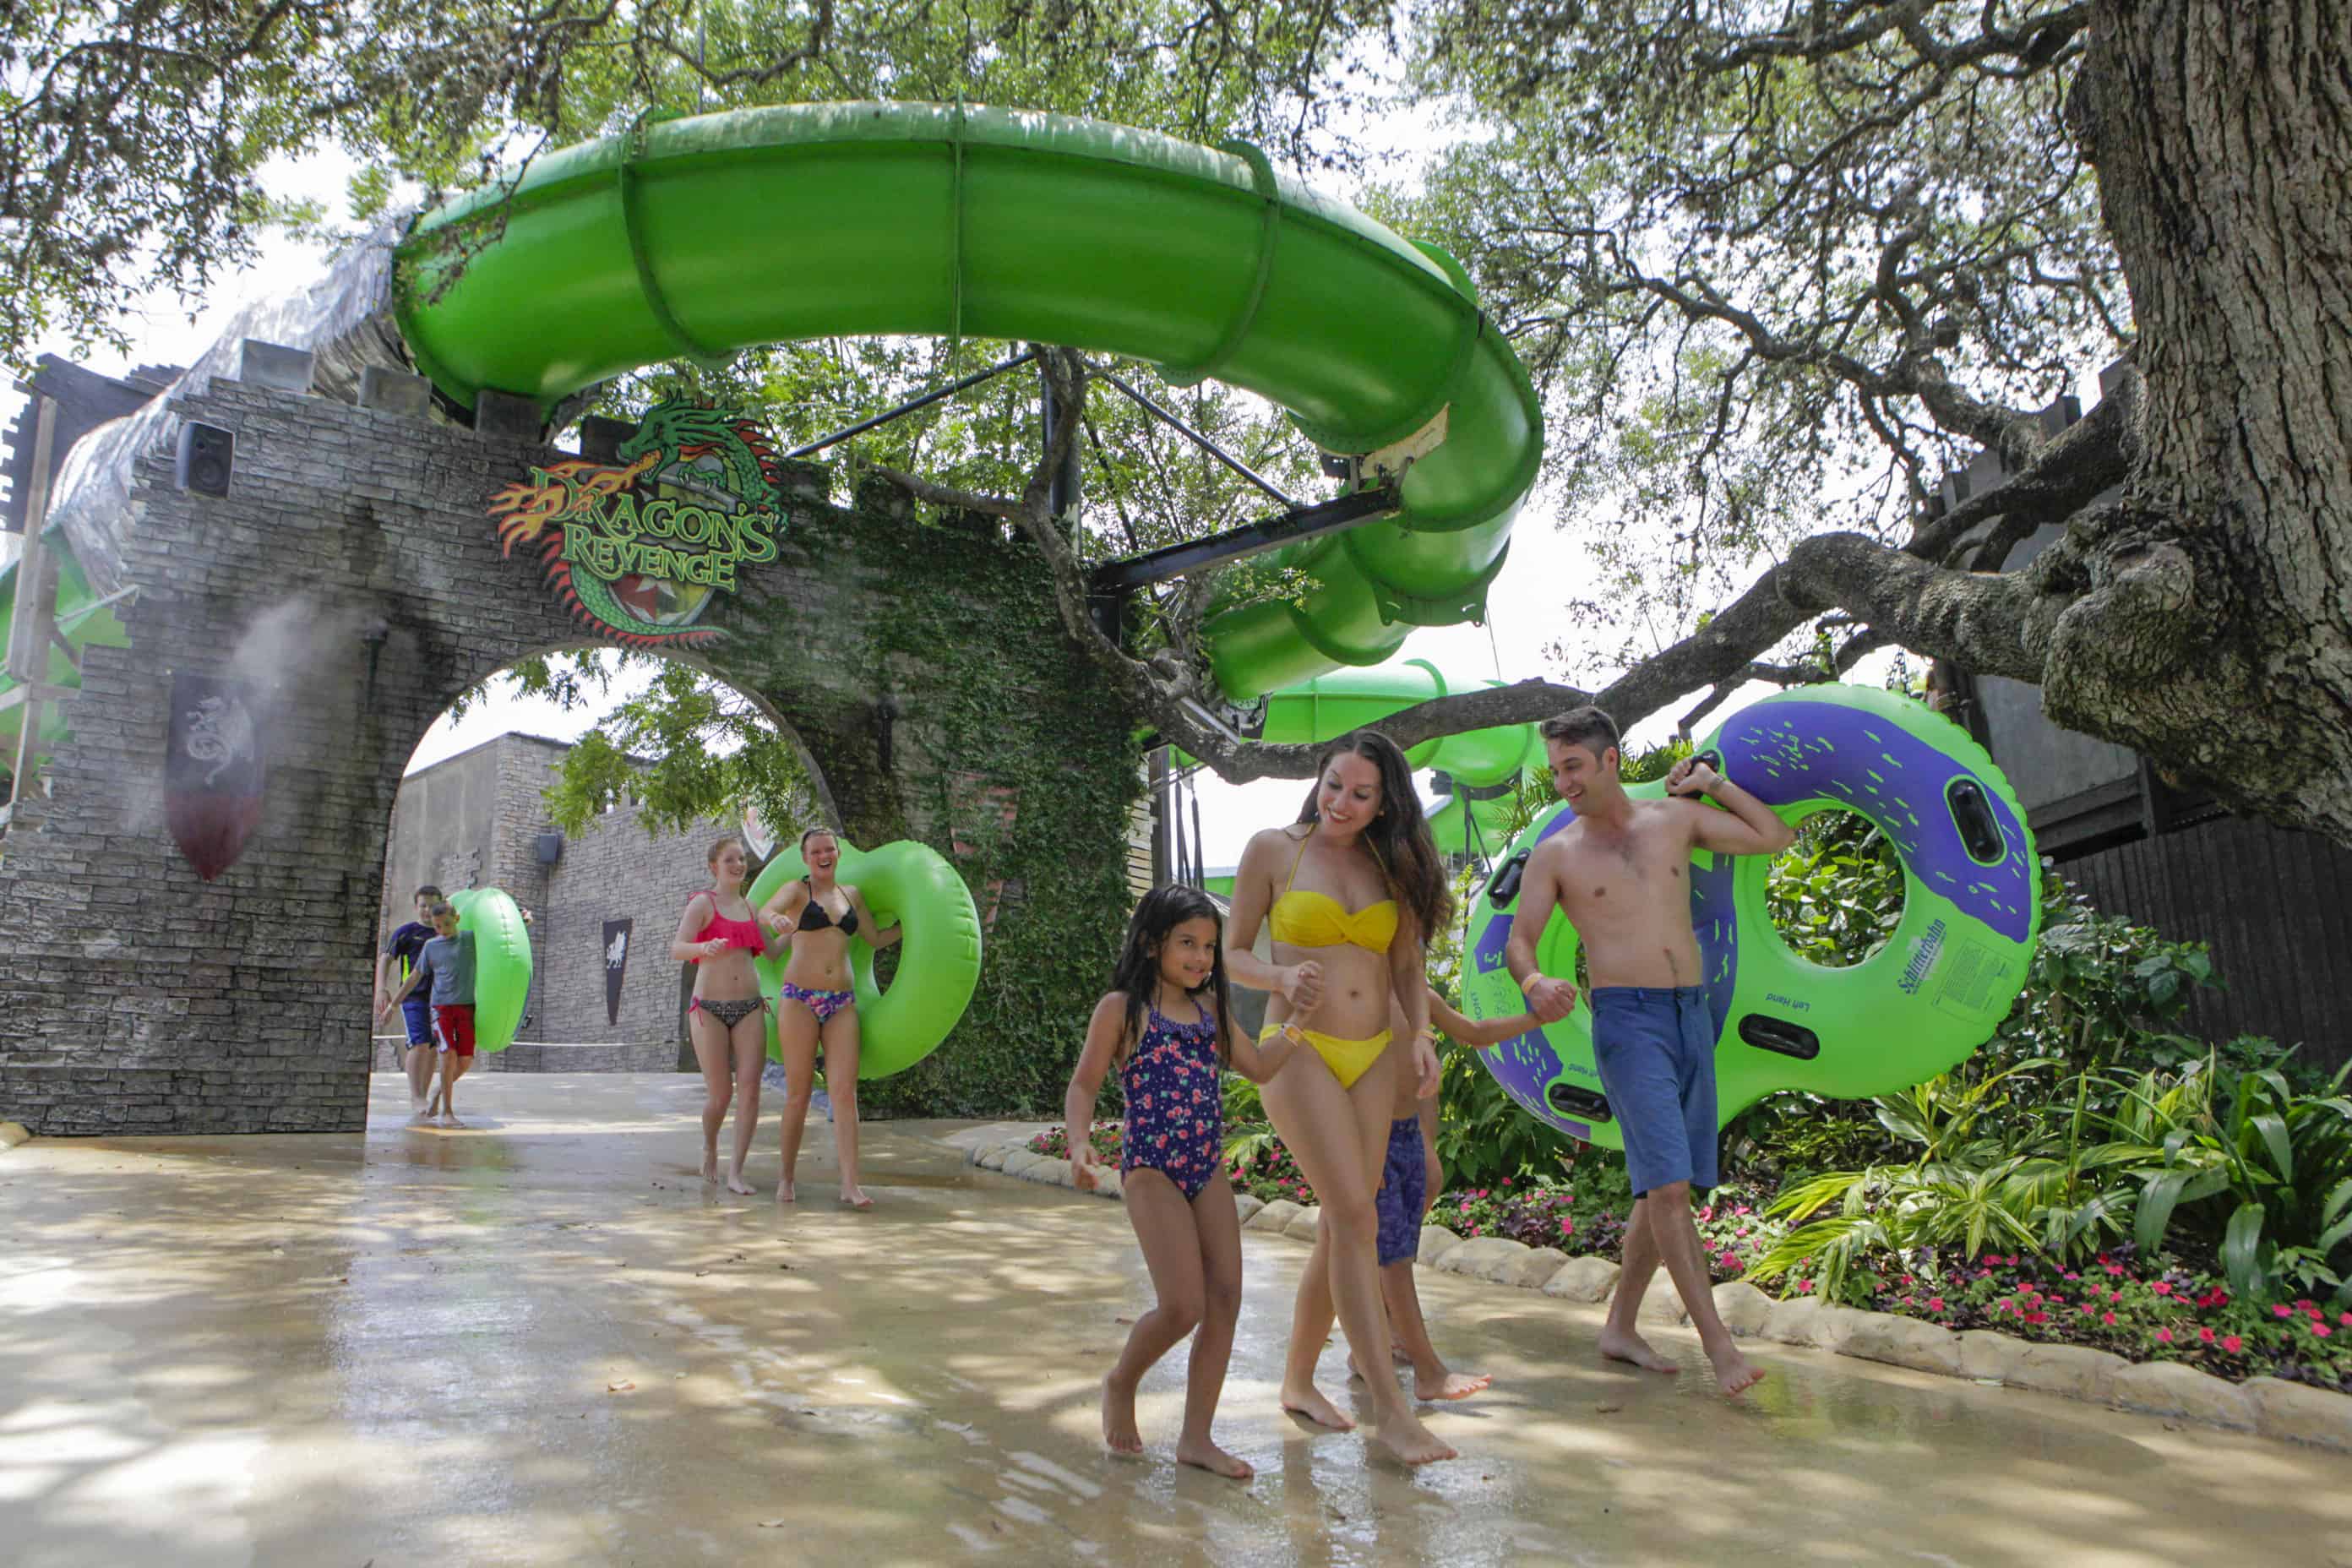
[1119, 1000, 1224, 1200]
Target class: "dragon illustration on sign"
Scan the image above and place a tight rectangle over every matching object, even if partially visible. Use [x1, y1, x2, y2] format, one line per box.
[487, 400, 785, 648]
[182, 693, 257, 787]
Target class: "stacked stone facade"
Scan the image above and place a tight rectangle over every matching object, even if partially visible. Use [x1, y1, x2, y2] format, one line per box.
[0, 368, 1135, 1134]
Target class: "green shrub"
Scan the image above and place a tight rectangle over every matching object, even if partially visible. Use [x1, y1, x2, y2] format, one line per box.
[1723, 1092, 1906, 1184]
[1992, 885, 2219, 1078]
[1761, 808, 1905, 968]
[1439, 1176, 1783, 1279]
[1432, 1040, 1584, 1188]
[1749, 1048, 2352, 1306]
[2109, 1055, 2352, 1300]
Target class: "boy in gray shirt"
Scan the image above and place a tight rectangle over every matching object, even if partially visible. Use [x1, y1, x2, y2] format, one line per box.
[378, 901, 477, 1125]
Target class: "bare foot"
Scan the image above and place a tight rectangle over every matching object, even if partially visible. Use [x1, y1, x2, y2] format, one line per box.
[406, 1110, 433, 1126]
[1707, 1338, 1766, 1398]
[1370, 1408, 1456, 1466]
[839, 1186, 874, 1211]
[1413, 1368, 1492, 1401]
[1101, 1373, 1144, 1456]
[700, 1148, 719, 1184]
[1598, 1326, 1680, 1374]
[724, 1168, 754, 1196]
[1175, 1436, 1254, 1479]
[775, 1179, 796, 1204]
[440, 1112, 464, 1129]
[1279, 1380, 1354, 1431]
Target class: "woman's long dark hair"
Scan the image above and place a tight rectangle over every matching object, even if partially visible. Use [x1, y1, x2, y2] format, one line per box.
[1107, 885, 1234, 1069]
[1296, 729, 1452, 944]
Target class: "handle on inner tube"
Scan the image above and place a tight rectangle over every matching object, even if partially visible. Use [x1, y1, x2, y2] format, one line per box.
[1670, 748, 1726, 798]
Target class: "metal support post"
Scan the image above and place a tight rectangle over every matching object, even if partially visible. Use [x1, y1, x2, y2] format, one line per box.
[783, 348, 1042, 461]
[1087, 484, 1398, 596]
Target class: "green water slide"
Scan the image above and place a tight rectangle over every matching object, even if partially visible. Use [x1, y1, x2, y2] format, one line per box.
[395, 103, 1542, 701]
[1259, 656, 1538, 858]
[0, 548, 133, 772]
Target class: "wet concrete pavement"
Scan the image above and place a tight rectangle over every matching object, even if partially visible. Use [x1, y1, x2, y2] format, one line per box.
[3, 1074, 2348, 1567]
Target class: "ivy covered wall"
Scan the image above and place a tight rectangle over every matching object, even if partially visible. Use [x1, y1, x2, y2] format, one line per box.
[577, 473, 1147, 1121]
[781, 492, 1141, 1119]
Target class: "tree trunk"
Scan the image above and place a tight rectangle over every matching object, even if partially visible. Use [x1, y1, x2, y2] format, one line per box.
[2056, 0, 2352, 836]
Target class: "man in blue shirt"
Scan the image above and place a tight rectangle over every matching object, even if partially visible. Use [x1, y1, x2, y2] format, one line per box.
[374, 885, 444, 1119]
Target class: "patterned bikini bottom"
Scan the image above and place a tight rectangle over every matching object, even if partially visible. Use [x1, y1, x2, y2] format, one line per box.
[690, 995, 767, 1028]
[777, 982, 854, 1024]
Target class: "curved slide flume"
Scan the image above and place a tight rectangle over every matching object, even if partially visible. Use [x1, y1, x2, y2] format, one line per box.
[394, 102, 1543, 700]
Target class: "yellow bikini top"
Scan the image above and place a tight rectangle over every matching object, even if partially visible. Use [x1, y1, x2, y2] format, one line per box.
[1267, 823, 1399, 953]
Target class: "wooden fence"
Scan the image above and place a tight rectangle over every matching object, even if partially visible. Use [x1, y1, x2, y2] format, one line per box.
[2055, 815, 2352, 1074]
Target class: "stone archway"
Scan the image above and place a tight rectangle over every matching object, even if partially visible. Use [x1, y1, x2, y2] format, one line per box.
[0, 361, 1139, 1135]
[376, 650, 828, 1068]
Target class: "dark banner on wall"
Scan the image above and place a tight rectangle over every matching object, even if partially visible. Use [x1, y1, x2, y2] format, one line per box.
[603, 919, 633, 1025]
[165, 672, 265, 881]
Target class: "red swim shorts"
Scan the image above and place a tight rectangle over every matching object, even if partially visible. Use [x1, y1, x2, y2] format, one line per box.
[432, 1004, 477, 1057]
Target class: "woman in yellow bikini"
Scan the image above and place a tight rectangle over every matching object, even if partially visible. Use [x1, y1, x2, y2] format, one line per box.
[1225, 730, 1455, 1466]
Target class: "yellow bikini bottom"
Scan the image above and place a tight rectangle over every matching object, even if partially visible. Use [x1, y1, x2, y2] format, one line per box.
[1265, 1024, 1391, 1091]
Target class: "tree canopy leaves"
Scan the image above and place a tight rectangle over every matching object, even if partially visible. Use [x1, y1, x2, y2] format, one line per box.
[1406, 0, 2123, 676]
[0, 0, 1391, 367]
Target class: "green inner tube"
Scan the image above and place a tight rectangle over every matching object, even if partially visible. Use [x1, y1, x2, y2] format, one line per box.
[746, 838, 983, 1079]
[449, 887, 535, 1054]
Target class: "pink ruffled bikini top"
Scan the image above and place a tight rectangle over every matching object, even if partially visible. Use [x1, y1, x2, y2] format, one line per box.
[690, 893, 767, 961]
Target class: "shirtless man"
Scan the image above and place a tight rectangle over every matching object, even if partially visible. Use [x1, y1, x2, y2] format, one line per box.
[1505, 705, 1792, 1396]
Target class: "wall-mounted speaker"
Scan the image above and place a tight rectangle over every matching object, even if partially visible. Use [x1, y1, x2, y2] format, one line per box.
[175, 422, 234, 497]
[534, 832, 564, 865]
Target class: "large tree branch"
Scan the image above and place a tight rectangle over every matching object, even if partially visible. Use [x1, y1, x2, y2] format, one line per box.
[1694, 0, 2088, 74]
[936, 347, 2125, 785]
[1259, 531, 2068, 771]
[1906, 360, 2140, 559]
[858, 464, 1019, 520]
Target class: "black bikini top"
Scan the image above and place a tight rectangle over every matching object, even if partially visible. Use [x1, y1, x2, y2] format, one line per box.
[797, 876, 859, 937]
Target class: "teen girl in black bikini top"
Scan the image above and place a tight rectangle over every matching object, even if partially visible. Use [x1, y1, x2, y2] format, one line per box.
[792, 876, 858, 938]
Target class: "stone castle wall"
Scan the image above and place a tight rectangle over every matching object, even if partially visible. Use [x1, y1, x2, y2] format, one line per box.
[0, 367, 1136, 1134]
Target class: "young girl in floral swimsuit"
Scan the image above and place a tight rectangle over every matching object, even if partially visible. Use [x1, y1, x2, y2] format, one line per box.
[1061, 885, 1302, 1479]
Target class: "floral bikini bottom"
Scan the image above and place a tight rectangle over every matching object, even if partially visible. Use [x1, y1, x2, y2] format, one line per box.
[777, 982, 854, 1024]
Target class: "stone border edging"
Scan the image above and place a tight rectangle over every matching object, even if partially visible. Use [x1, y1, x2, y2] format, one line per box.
[965, 1137, 2352, 1454]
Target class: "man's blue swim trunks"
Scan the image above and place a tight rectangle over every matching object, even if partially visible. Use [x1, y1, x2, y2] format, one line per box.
[1588, 985, 1718, 1198]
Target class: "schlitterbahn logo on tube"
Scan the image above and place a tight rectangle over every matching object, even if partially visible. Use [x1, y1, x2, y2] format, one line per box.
[487, 399, 782, 649]
[1898, 917, 1949, 996]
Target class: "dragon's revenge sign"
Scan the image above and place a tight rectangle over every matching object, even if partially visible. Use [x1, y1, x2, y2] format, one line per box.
[487, 400, 783, 648]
